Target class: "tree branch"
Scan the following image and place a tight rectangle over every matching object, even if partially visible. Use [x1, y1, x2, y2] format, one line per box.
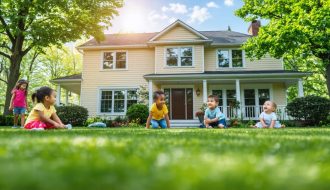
[0, 15, 15, 43]
[22, 44, 34, 56]
[0, 78, 7, 84]
[0, 51, 11, 59]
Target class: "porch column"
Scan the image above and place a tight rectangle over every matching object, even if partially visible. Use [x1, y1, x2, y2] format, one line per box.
[56, 85, 61, 106]
[235, 79, 241, 117]
[148, 80, 153, 109]
[65, 90, 69, 105]
[298, 78, 304, 97]
[203, 80, 207, 103]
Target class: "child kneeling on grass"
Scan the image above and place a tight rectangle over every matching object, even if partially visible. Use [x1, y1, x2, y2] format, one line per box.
[204, 95, 226, 129]
[252, 100, 285, 129]
[24, 86, 72, 130]
[146, 90, 170, 129]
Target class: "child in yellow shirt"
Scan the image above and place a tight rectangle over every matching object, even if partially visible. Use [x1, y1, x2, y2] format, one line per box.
[24, 86, 72, 130]
[146, 90, 170, 129]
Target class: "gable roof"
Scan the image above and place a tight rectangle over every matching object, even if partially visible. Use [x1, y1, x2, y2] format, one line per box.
[77, 21, 251, 49]
[149, 19, 209, 41]
[78, 33, 157, 48]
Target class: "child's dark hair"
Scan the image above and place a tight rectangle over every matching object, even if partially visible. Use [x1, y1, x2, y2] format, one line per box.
[208, 95, 219, 103]
[153, 90, 165, 101]
[31, 86, 54, 103]
[13, 79, 29, 95]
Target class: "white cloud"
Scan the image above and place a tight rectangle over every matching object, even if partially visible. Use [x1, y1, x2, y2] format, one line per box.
[169, 17, 177, 24]
[162, 3, 188, 14]
[188, 6, 211, 24]
[148, 11, 169, 23]
[224, 0, 234, 6]
[207, 1, 219, 8]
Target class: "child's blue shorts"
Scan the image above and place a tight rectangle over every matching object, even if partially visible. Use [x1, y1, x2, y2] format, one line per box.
[200, 119, 227, 128]
[13, 107, 26, 115]
[151, 119, 167, 129]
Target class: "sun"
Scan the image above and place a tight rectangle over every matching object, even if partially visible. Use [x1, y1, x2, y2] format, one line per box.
[119, 5, 147, 33]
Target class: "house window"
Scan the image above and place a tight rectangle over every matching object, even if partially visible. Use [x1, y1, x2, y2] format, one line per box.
[217, 50, 230, 68]
[166, 47, 193, 66]
[232, 50, 243, 67]
[212, 90, 223, 107]
[114, 90, 125, 113]
[217, 49, 243, 68]
[258, 89, 270, 106]
[244, 89, 255, 106]
[103, 51, 127, 69]
[226, 90, 236, 107]
[100, 89, 137, 114]
[101, 91, 113, 113]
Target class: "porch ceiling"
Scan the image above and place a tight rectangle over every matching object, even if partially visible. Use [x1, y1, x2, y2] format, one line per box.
[50, 74, 82, 95]
[144, 70, 312, 82]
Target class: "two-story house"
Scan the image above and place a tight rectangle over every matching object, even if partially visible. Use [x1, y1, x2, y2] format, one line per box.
[52, 20, 309, 126]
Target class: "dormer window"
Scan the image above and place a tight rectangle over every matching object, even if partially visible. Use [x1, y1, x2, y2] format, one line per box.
[217, 49, 244, 68]
[166, 47, 193, 67]
[103, 51, 127, 70]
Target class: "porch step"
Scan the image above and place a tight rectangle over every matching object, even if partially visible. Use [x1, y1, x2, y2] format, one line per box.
[170, 120, 201, 128]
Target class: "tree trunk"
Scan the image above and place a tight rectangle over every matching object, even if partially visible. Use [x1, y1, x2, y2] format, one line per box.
[3, 56, 22, 115]
[326, 63, 330, 97]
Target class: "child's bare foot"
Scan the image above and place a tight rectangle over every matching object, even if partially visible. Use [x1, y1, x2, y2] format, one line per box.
[250, 125, 257, 128]
[281, 124, 286, 128]
[206, 126, 213, 129]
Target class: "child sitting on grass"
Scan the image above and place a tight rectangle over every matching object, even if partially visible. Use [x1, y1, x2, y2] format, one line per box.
[146, 90, 170, 129]
[204, 95, 226, 129]
[24, 86, 72, 130]
[252, 100, 285, 128]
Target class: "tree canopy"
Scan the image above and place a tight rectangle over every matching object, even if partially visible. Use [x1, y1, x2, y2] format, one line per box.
[0, 0, 123, 114]
[236, 0, 330, 96]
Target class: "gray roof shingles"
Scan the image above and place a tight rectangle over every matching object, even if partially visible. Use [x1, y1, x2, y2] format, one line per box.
[78, 31, 251, 47]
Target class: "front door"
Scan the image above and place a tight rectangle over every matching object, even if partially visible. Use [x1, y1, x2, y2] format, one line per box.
[169, 88, 193, 120]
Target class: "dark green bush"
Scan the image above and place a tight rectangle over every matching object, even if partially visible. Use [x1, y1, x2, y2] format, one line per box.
[56, 106, 88, 126]
[0, 115, 14, 126]
[286, 96, 330, 125]
[126, 104, 149, 124]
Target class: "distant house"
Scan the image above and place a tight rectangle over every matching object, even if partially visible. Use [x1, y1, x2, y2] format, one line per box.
[52, 20, 309, 126]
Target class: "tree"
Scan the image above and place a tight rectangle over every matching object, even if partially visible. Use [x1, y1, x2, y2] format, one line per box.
[0, 0, 123, 115]
[236, 0, 330, 96]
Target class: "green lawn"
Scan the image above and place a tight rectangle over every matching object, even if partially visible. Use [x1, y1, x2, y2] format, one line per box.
[0, 127, 329, 190]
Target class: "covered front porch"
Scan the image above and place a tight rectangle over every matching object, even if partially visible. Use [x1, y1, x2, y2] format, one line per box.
[144, 70, 310, 121]
[50, 74, 82, 106]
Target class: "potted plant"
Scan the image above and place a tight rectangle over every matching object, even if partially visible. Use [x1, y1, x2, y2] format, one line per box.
[195, 103, 207, 123]
[229, 100, 241, 127]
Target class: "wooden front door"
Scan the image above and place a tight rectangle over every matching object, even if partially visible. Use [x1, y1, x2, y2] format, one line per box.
[170, 88, 193, 120]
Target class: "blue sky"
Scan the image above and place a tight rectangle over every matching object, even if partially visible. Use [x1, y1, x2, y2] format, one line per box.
[106, 0, 251, 34]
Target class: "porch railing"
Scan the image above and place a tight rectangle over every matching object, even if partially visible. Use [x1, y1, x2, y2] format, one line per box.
[218, 105, 290, 120]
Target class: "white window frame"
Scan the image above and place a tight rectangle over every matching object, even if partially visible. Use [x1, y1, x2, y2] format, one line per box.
[164, 46, 194, 67]
[216, 49, 245, 68]
[101, 51, 128, 70]
[241, 86, 273, 108]
[98, 88, 137, 115]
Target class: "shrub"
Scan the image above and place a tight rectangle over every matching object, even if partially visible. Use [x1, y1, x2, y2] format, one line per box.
[111, 116, 128, 127]
[56, 106, 88, 126]
[286, 96, 330, 125]
[0, 115, 14, 126]
[126, 104, 149, 124]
